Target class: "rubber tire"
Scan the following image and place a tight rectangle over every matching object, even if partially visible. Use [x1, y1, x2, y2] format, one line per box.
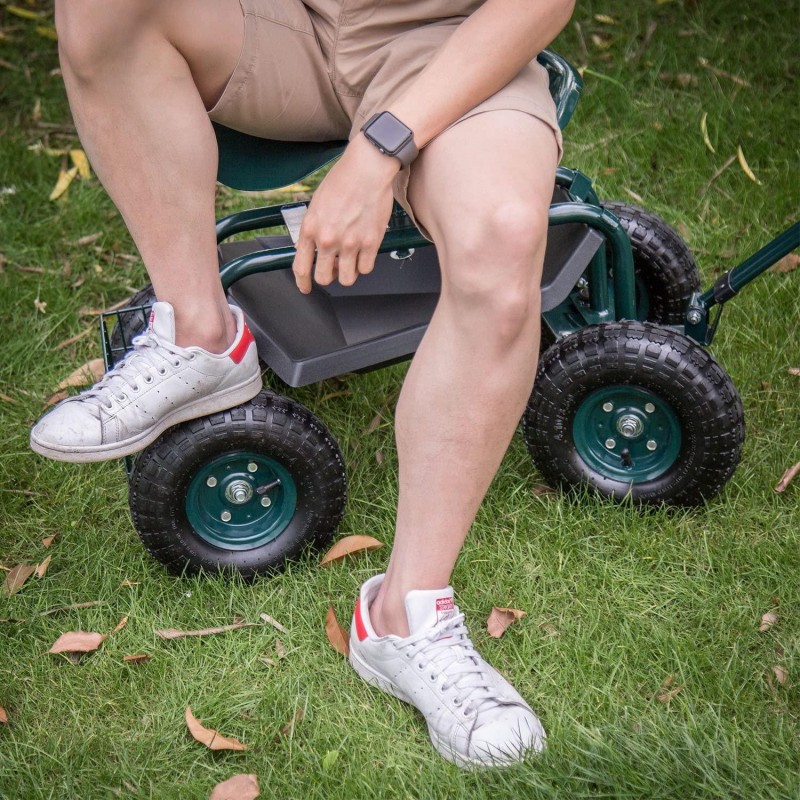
[601, 201, 701, 324]
[523, 321, 745, 506]
[108, 283, 157, 366]
[128, 390, 347, 578]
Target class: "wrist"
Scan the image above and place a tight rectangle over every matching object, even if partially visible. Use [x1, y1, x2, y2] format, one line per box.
[348, 133, 403, 180]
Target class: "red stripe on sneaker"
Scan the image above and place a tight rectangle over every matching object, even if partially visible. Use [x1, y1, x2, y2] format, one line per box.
[229, 323, 255, 364]
[354, 597, 368, 641]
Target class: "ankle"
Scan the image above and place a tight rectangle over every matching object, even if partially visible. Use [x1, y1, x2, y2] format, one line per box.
[173, 304, 236, 353]
[370, 588, 410, 638]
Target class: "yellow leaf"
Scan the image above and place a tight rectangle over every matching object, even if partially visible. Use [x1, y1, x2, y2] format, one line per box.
[594, 14, 617, 24]
[700, 112, 715, 153]
[36, 26, 58, 41]
[736, 146, 762, 185]
[49, 166, 79, 201]
[70, 149, 91, 179]
[7, 6, 43, 20]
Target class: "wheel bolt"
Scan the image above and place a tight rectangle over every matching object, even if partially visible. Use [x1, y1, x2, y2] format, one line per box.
[687, 309, 703, 325]
[247, 462, 258, 473]
[646, 440, 658, 451]
[645, 403, 655, 414]
[221, 511, 232, 522]
[602, 402, 614, 412]
[206, 476, 217, 488]
[605, 438, 616, 449]
[261, 497, 272, 508]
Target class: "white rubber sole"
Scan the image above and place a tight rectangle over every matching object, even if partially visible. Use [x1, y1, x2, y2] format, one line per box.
[30, 373, 263, 463]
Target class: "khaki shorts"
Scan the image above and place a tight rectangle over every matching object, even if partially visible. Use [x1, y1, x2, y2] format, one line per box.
[209, 0, 563, 233]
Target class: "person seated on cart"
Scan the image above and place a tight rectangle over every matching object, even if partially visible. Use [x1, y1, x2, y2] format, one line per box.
[31, 0, 574, 767]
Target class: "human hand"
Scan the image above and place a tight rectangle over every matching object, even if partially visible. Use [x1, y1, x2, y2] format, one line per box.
[292, 134, 400, 294]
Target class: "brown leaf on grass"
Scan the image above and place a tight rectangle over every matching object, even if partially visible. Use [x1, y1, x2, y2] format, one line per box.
[3, 564, 36, 596]
[70, 232, 102, 247]
[46, 358, 105, 406]
[120, 579, 140, 588]
[772, 665, 788, 686]
[49, 631, 107, 655]
[39, 600, 104, 617]
[184, 707, 248, 751]
[538, 622, 561, 637]
[325, 604, 350, 657]
[771, 254, 800, 274]
[532, 483, 555, 496]
[320, 535, 383, 566]
[697, 56, 751, 88]
[487, 607, 527, 639]
[112, 616, 128, 634]
[41, 533, 57, 549]
[375, 450, 385, 467]
[774, 463, 800, 493]
[278, 708, 304, 739]
[0, 707, 7, 724]
[123, 653, 151, 665]
[274, 638, 287, 660]
[655, 675, 684, 702]
[210, 774, 260, 800]
[736, 146, 762, 185]
[788, 368, 800, 377]
[759, 612, 778, 632]
[363, 413, 382, 435]
[0, 392, 17, 404]
[624, 187, 644, 203]
[156, 621, 260, 639]
[259, 613, 288, 634]
[34, 555, 52, 578]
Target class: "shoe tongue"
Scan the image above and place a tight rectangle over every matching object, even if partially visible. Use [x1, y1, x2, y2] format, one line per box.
[404, 586, 457, 635]
[148, 302, 176, 343]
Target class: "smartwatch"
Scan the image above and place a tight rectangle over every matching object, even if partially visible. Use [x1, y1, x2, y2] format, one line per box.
[360, 111, 419, 168]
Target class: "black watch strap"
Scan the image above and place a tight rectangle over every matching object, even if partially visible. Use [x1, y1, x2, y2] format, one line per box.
[361, 111, 419, 168]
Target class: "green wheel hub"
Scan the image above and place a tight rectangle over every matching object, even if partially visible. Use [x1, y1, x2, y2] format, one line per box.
[186, 451, 297, 550]
[572, 386, 681, 482]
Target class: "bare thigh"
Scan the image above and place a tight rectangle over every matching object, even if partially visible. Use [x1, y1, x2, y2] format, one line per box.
[55, 0, 245, 108]
[407, 110, 560, 279]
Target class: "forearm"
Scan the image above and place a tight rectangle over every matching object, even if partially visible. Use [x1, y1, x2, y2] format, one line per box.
[386, 0, 575, 148]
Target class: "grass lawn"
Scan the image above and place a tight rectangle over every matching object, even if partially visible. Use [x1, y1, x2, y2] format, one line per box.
[1, 1, 798, 798]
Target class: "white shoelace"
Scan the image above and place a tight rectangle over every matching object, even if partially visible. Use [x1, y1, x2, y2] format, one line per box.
[397, 612, 506, 720]
[78, 331, 192, 409]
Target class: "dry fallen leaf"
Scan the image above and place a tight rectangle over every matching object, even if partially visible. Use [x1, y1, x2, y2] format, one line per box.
[34, 297, 47, 314]
[759, 612, 778, 632]
[39, 600, 104, 617]
[278, 708, 304, 739]
[655, 675, 684, 702]
[325, 604, 350, 657]
[184, 707, 248, 752]
[487, 607, 527, 639]
[363, 413, 382, 435]
[3, 564, 36, 596]
[259, 613, 288, 634]
[52, 358, 105, 393]
[210, 774, 260, 800]
[772, 665, 788, 686]
[274, 638, 287, 659]
[49, 631, 108, 655]
[70, 149, 91, 179]
[120, 579, 140, 588]
[594, 13, 616, 24]
[123, 654, 151, 665]
[34, 555, 52, 579]
[156, 621, 260, 639]
[41, 533, 57, 549]
[538, 622, 560, 637]
[112, 616, 128, 634]
[320, 535, 383, 566]
[700, 112, 715, 153]
[49, 166, 79, 201]
[0, 707, 7, 724]
[736, 146, 762, 185]
[788, 368, 800, 378]
[771, 254, 800, 274]
[774, 463, 800, 493]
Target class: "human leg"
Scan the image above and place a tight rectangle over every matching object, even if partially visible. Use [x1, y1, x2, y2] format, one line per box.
[369, 110, 559, 637]
[55, 0, 244, 351]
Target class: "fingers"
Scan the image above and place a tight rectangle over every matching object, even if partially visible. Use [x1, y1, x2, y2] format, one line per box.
[292, 234, 315, 295]
[293, 230, 382, 292]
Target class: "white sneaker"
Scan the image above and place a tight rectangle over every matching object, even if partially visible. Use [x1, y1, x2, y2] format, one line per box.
[349, 574, 546, 768]
[30, 301, 261, 462]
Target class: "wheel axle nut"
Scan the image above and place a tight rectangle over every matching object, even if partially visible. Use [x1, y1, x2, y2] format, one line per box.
[617, 414, 644, 438]
[206, 476, 217, 488]
[225, 480, 253, 505]
[605, 438, 616, 449]
[221, 511, 232, 522]
[646, 439, 658, 451]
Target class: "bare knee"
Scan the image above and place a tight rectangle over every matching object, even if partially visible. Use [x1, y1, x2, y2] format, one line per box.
[440, 201, 547, 344]
[56, 0, 154, 79]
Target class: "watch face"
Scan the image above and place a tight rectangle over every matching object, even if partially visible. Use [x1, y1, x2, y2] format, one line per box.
[368, 113, 412, 153]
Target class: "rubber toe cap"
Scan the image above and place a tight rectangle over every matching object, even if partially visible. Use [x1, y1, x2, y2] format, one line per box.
[468, 707, 546, 765]
[31, 399, 102, 451]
